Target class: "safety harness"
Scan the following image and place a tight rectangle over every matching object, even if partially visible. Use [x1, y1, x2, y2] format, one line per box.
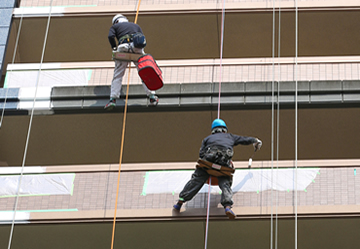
[196, 145, 235, 177]
[203, 146, 233, 167]
[196, 159, 234, 177]
[118, 34, 132, 44]
[118, 32, 146, 48]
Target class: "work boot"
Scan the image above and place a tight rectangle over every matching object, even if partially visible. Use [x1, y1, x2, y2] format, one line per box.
[149, 94, 159, 106]
[104, 98, 116, 110]
[225, 206, 236, 219]
[173, 200, 184, 211]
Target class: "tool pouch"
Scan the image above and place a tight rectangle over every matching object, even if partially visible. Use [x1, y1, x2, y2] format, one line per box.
[203, 146, 234, 167]
[132, 32, 147, 48]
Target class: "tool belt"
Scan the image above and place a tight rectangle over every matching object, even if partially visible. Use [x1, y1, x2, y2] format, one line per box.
[196, 159, 235, 177]
[118, 33, 146, 48]
[118, 34, 133, 45]
[202, 145, 234, 167]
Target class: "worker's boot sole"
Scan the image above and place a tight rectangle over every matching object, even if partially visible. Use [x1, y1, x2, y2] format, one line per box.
[225, 208, 236, 219]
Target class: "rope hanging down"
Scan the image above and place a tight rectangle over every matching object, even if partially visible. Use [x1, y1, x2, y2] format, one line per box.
[270, 1, 276, 247]
[110, 2, 142, 249]
[216, 0, 226, 119]
[294, 0, 299, 248]
[204, 0, 226, 248]
[275, 2, 282, 249]
[270, 1, 283, 248]
[204, 177, 212, 249]
[7, 2, 54, 249]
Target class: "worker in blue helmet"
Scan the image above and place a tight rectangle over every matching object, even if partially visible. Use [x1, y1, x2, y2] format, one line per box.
[173, 118, 262, 219]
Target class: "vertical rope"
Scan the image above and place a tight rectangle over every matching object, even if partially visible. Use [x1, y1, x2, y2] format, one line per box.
[270, 1, 276, 248]
[110, 2, 142, 249]
[204, 177, 212, 249]
[294, 1, 299, 248]
[204, 0, 226, 247]
[7, 2, 54, 249]
[134, 2, 141, 24]
[0, 15, 24, 128]
[275, 3, 281, 249]
[217, 0, 225, 119]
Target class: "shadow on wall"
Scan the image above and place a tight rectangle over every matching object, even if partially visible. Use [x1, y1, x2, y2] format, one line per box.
[91, 85, 144, 109]
[183, 172, 254, 210]
[51, 85, 144, 111]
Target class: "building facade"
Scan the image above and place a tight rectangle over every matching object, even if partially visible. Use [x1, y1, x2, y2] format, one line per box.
[1, 1, 360, 248]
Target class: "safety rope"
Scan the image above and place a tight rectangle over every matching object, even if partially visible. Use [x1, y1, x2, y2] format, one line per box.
[204, 1, 226, 248]
[294, 1, 299, 248]
[216, 0, 226, 119]
[110, 2, 142, 249]
[275, 3, 282, 249]
[271, 2, 283, 249]
[0, 14, 24, 128]
[270, 0, 276, 247]
[204, 177, 212, 249]
[7, 2, 54, 249]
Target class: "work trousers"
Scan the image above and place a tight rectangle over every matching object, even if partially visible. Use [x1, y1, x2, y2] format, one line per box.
[110, 43, 155, 99]
[179, 167, 234, 208]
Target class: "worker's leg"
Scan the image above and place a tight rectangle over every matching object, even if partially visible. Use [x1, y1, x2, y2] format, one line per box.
[133, 64, 158, 105]
[174, 168, 209, 210]
[134, 60, 154, 97]
[217, 176, 234, 207]
[218, 176, 236, 219]
[110, 59, 128, 99]
[110, 43, 133, 99]
[131, 44, 158, 105]
[105, 59, 128, 110]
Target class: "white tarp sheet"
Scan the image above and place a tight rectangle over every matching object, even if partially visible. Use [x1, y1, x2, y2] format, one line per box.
[0, 211, 30, 223]
[0, 166, 45, 174]
[141, 168, 320, 195]
[5, 70, 92, 88]
[0, 173, 75, 197]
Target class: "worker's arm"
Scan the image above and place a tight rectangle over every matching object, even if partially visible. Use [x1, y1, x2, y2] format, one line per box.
[108, 27, 117, 49]
[231, 134, 262, 150]
[199, 138, 207, 158]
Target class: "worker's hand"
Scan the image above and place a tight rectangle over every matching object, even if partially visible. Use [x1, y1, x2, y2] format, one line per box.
[253, 138, 262, 151]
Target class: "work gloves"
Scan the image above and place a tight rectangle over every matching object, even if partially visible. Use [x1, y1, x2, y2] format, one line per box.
[253, 138, 262, 151]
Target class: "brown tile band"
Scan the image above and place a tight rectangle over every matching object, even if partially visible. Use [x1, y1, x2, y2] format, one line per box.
[1, 162, 359, 222]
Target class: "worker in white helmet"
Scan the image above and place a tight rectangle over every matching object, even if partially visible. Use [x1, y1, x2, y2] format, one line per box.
[105, 14, 158, 110]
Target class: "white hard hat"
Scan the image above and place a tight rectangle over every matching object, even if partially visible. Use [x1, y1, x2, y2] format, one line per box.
[112, 14, 128, 24]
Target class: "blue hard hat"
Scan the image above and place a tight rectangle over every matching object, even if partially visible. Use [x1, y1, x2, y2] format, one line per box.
[211, 119, 227, 130]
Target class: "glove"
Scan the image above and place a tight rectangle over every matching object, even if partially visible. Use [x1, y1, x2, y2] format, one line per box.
[253, 138, 262, 151]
